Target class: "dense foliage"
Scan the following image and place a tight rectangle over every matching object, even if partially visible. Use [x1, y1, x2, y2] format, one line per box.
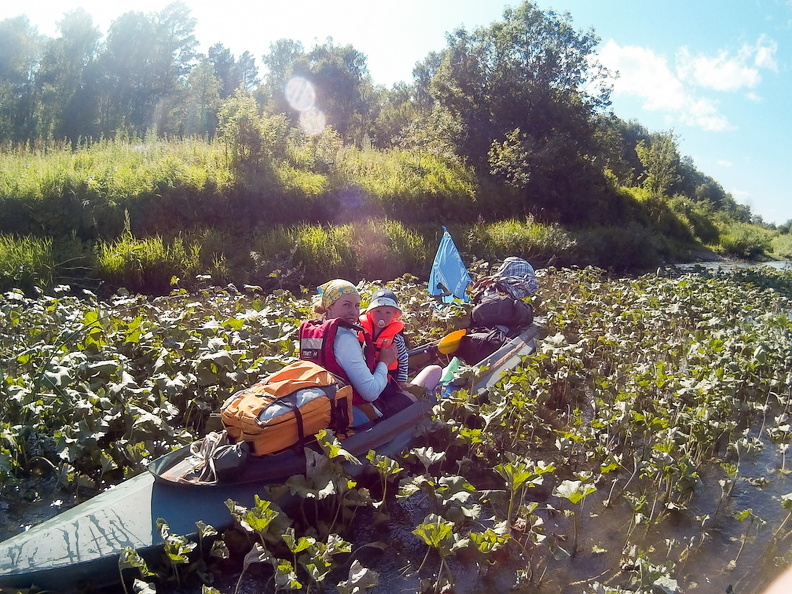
[2, 265, 792, 592]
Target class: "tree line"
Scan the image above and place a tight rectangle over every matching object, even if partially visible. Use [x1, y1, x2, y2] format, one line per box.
[0, 1, 760, 228]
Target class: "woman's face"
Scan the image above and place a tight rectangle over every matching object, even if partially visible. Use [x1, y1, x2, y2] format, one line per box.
[326, 293, 361, 324]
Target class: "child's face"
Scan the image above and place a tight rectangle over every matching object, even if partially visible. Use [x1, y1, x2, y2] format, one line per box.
[369, 306, 400, 329]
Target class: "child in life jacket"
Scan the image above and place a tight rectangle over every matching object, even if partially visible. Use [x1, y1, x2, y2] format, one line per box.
[359, 288, 410, 390]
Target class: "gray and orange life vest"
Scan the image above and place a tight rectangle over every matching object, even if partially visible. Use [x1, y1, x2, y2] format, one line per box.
[298, 318, 376, 406]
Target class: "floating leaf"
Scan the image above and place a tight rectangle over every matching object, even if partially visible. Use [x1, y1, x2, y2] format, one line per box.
[553, 480, 597, 505]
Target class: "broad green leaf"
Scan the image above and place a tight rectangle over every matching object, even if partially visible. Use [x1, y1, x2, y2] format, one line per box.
[553, 480, 597, 505]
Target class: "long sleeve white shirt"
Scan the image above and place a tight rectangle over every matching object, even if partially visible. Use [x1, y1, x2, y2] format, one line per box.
[333, 327, 389, 402]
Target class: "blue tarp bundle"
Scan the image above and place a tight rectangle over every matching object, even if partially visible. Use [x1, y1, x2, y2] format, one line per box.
[428, 226, 471, 303]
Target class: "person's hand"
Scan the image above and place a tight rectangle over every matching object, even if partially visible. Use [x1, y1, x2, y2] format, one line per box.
[378, 341, 398, 367]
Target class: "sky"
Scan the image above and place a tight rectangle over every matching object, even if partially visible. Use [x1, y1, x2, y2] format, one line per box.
[3, 0, 791, 225]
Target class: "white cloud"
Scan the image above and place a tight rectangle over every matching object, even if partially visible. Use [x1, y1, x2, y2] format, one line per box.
[752, 34, 779, 71]
[677, 47, 760, 92]
[598, 40, 732, 131]
[717, 159, 733, 168]
[745, 91, 763, 102]
[597, 36, 777, 132]
[676, 36, 777, 92]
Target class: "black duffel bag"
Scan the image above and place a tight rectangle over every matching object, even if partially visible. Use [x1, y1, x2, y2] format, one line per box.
[470, 293, 533, 334]
[456, 327, 508, 366]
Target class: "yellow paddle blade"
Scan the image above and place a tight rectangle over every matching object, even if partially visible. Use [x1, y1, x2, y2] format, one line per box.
[437, 329, 467, 354]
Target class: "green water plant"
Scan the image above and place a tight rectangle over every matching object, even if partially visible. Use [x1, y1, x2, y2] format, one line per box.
[157, 518, 197, 586]
[552, 474, 597, 557]
[413, 513, 469, 591]
[118, 546, 156, 594]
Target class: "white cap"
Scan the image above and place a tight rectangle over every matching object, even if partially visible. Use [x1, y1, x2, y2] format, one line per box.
[366, 296, 400, 312]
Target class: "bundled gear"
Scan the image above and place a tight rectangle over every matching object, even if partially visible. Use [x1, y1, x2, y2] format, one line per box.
[470, 293, 534, 332]
[459, 257, 538, 365]
[488, 257, 539, 299]
[220, 360, 353, 456]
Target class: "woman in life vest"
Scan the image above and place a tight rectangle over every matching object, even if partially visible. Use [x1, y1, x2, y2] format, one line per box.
[299, 279, 440, 426]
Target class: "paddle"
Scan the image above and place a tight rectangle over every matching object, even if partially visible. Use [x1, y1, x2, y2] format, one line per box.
[407, 329, 467, 359]
[437, 329, 467, 354]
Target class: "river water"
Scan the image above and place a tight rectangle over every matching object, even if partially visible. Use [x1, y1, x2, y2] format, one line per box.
[676, 259, 792, 273]
[3, 262, 792, 592]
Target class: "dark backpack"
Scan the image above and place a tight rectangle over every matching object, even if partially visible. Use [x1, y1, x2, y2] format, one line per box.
[470, 293, 534, 333]
[456, 327, 508, 366]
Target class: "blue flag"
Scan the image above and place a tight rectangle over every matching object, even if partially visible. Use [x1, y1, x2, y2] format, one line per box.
[428, 227, 471, 303]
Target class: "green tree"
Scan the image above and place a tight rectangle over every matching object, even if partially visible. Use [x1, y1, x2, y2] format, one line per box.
[429, 1, 609, 167]
[207, 44, 258, 99]
[182, 57, 221, 136]
[412, 51, 442, 113]
[0, 16, 41, 142]
[371, 82, 416, 148]
[208, 43, 237, 97]
[207, 43, 258, 99]
[149, 2, 198, 134]
[635, 131, 681, 197]
[237, 51, 259, 92]
[295, 39, 374, 143]
[97, 11, 159, 135]
[259, 38, 305, 115]
[592, 114, 649, 187]
[34, 9, 101, 142]
[97, 2, 196, 136]
[675, 154, 729, 209]
[426, 1, 612, 222]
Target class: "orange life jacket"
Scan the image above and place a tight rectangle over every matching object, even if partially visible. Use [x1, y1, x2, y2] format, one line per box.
[358, 314, 404, 372]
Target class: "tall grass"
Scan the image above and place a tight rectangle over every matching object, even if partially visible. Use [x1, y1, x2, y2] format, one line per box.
[96, 234, 201, 294]
[463, 218, 578, 268]
[0, 235, 54, 294]
[248, 219, 431, 289]
[334, 147, 479, 222]
[1, 217, 595, 295]
[0, 136, 233, 238]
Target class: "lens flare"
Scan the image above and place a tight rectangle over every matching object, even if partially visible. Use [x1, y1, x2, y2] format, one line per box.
[284, 76, 315, 112]
[299, 107, 326, 136]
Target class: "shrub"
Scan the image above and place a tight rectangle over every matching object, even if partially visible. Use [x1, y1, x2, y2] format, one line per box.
[668, 196, 720, 245]
[717, 223, 773, 259]
[573, 223, 664, 271]
[770, 233, 792, 260]
[631, 192, 694, 243]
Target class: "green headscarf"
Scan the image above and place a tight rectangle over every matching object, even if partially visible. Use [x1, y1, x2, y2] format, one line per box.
[317, 279, 358, 310]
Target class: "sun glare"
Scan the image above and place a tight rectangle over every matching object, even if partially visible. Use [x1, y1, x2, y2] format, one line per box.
[284, 76, 315, 111]
[299, 107, 327, 136]
[284, 76, 326, 135]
